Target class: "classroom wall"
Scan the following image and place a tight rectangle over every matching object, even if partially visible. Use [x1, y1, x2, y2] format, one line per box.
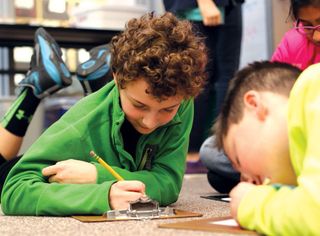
[239, 0, 291, 68]
[240, 0, 271, 67]
[271, 0, 292, 48]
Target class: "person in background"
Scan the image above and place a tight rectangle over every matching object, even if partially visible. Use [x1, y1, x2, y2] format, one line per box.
[215, 60, 320, 235]
[0, 28, 112, 194]
[272, 0, 320, 70]
[200, 0, 320, 193]
[163, 0, 244, 167]
[1, 12, 207, 215]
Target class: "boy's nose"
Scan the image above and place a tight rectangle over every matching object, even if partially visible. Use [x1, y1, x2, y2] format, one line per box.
[142, 114, 158, 130]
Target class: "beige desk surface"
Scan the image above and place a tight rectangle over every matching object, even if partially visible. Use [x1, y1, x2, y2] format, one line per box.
[0, 174, 248, 236]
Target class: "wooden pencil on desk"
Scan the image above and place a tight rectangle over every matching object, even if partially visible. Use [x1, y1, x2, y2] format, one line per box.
[90, 151, 124, 181]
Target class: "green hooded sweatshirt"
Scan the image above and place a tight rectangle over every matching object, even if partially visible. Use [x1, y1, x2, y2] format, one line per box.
[1, 80, 193, 216]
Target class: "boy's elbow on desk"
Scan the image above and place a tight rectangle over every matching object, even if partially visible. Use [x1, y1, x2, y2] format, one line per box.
[157, 184, 181, 206]
[1, 191, 24, 216]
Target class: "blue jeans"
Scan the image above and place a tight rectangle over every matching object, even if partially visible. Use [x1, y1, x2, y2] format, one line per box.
[200, 136, 240, 193]
[189, 4, 243, 152]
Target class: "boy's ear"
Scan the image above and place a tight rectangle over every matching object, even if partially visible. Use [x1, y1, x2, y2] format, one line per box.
[243, 91, 267, 121]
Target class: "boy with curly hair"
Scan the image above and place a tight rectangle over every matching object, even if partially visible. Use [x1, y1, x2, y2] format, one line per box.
[1, 12, 207, 215]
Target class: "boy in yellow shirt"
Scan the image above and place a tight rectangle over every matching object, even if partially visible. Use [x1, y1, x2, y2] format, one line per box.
[214, 61, 320, 235]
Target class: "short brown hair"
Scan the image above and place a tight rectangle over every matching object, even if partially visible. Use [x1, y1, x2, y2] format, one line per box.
[110, 12, 207, 100]
[214, 61, 301, 150]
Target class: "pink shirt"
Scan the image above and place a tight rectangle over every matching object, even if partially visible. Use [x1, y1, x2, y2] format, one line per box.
[271, 29, 320, 70]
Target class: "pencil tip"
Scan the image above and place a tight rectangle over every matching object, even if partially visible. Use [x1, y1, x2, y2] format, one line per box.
[89, 151, 95, 157]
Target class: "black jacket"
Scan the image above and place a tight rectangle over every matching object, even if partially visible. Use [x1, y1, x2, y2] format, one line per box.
[163, 0, 244, 13]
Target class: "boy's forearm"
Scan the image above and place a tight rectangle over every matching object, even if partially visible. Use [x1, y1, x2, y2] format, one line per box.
[2, 177, 112, 215]
[238, 183, 320, 235]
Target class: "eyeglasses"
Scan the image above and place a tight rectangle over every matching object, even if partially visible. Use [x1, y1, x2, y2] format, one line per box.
[295, 20, 320, 36]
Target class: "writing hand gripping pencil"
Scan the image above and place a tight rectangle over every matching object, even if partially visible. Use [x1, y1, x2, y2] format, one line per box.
[90, 151, 150, 210]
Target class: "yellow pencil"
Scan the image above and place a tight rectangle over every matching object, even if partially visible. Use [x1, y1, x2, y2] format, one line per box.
[90, 151, 124, 181]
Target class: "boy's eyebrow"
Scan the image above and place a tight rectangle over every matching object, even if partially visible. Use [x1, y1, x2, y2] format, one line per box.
[228, 156, 240, 171]
[230, 162, 238, 171]
[226, 152, 236, 169]
[223, 149, 235, 168]
[226, 142, 240, 170]
[129, 95, 181, 109]
[125, 92, 145, 105]
[130, 97, 146, 105]
[234, 155, 241, 168]
[162, 103, 181, 109]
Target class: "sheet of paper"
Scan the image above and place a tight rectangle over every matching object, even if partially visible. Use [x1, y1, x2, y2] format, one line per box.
[210, 219, 238, 227]
[15, 0, 34, 9]
[221, 197, 231, 202]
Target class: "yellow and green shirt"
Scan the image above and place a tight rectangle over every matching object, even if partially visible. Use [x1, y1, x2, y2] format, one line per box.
[238, 63, 320, 235]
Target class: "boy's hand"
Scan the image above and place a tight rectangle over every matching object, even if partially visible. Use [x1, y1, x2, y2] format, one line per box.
[109, 181, 145, 210]
[230, 182, 255, 220]
[42, 159, 97, 184]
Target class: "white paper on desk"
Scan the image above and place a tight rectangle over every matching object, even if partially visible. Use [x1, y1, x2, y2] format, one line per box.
[48, 0, 66, 13]
[15, 0, 34, 9]
[209, 219, 238, 227]
[222, 197, 231, 202]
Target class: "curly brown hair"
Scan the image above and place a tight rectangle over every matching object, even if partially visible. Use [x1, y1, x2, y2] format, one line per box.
[110, 12, 208, 100]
